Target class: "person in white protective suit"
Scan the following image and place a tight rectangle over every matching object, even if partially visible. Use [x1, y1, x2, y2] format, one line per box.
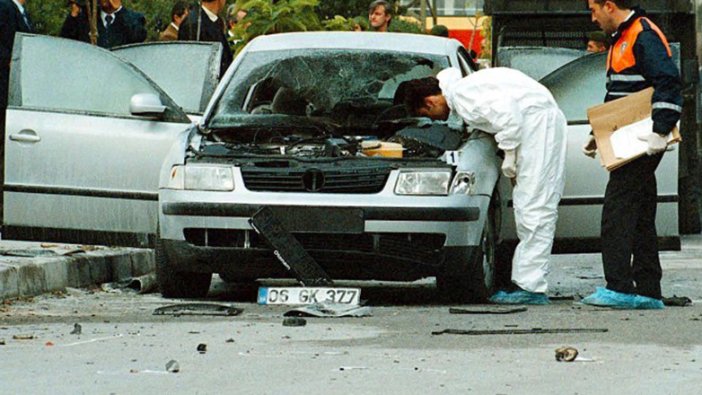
[402, 67, 567, 304]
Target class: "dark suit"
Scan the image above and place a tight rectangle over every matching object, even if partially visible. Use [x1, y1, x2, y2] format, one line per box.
[97, 7, 146, 49]
[178, 7, 233, 77]
[0, 0, 32, 221]
[0, 0, 32, 109]
[59, 7, 91, 44]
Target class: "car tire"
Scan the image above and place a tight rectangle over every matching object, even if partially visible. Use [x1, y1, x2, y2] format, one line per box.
[155, 233, 212, 299]
[437, 203, 496, 303]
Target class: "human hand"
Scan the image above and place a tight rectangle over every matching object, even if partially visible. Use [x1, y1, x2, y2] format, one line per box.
[637, 132, 668, 155]
[501, 149, 517, 179]
[582, 135, 597, 158]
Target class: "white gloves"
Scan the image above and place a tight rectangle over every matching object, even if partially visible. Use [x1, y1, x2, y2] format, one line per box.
[501, 149, 517, 178]
[637, 132, 668, 156]
[582, 135, 597, 158]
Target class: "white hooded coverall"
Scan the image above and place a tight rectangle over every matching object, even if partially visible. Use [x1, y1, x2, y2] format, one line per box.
[438, 67, 567, 293]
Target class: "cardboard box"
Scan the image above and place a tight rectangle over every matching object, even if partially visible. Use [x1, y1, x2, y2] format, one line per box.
[587, 87, 681, 171]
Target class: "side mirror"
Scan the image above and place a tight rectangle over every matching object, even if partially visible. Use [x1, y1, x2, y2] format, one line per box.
[130, 93, 167, 118]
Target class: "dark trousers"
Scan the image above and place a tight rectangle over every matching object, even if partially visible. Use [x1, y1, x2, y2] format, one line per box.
[601, 153, 664, 299]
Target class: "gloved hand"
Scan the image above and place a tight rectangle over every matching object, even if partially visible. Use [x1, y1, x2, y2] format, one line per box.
[501, 149, 517, 179]
[637, 132, 668, 156]
[582, 135, 597, 158]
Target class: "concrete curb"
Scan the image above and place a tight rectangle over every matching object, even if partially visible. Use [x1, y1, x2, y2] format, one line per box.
[0, 242, 154, 301]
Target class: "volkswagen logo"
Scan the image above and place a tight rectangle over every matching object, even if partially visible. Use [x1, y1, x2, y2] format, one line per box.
[302, 169, 325, 192]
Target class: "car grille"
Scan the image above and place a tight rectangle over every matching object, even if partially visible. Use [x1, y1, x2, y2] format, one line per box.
[183, 229, 445, 263]
[240, 167, 391, 193]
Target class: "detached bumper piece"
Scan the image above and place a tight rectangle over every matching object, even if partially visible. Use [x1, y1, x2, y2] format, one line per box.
[249, 207, 333, 286]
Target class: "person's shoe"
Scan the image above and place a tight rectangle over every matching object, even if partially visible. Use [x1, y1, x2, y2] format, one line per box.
[581, 287, 664, 310]
[489, 289, 549, 305]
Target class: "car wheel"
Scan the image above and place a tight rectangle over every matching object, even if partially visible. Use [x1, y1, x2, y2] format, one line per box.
[155, 234, 212, 299]
[437, 205, 496, 303]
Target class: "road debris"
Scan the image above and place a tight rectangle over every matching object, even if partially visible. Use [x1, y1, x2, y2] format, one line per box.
[282, 317, 307, 327]
[225, 338, 235, 343]
[449, 306, 527, 315]
[0, 339, 5, 345]
[12, 334, 35, 340]
[663, 296, 692, 307]
[197, 343, 207, 354]
[284, 303, 372, 318]
[338, 366, 369, 371]
[555, 346, 579, 362]
[153, 303, 243, 317]
[166, 360, 180, 373]
[431, 328, 609, 336]
[70, 323, 82, 335]
[45, 341, 54, 347]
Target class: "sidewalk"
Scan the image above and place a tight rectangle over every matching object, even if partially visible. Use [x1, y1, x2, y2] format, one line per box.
[0, 240, 153, 300]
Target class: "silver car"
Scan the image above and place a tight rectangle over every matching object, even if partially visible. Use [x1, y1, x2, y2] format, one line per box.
[156, 32, 500, 301]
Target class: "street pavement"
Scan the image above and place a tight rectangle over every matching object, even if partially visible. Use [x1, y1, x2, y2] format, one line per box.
[0, 236, 701, 394]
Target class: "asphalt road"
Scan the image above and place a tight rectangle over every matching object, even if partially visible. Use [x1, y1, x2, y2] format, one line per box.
[1, 237, 701, 395]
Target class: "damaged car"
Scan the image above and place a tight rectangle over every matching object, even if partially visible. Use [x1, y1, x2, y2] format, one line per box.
[156, 32, 501, 301]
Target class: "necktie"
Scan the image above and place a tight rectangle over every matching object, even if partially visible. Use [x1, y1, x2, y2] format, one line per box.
[105, 14, 113, 29]
[21, 11, 30, 30]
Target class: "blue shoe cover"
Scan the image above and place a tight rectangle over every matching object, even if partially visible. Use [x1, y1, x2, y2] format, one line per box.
[489, 290, 549, 305]
[581, 287, 664, 310]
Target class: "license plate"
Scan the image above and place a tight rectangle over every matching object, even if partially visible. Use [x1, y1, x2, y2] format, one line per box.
[257, 287, 361, 305]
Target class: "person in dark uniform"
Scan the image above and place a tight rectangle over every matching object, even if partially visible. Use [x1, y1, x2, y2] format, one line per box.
[581, 0, 683, 309]
[0, 0, 32, 221]
[96, 0, 146, 49]
[178, 0, 232, 77]
[60, 0, 90, 43]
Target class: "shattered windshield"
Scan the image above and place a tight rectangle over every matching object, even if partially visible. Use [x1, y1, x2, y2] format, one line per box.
[209, 49, 449, 128]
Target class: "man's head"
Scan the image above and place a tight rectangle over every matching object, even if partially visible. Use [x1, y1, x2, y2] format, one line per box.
[402, 77, 450, 121]
[202, 0, 227, 14]
[586, 30, 608, 52]
[588, 0, 634, 35]
[171, 1, 189, 26]
[99, 0, 121, 13]
[369, 0, 392, 32]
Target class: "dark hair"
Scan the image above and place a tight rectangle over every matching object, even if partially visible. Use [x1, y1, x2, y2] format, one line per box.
[171, 1, 189, 20]
[369, 0, 392, 16]
[430, 24, 449, 37]
[402, 77, 442, 116]
[591, 0, 635, 8]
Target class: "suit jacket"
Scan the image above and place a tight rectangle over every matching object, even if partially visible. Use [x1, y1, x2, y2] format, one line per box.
[59, 9, 91, 44]
[97, 7, 147, 49]
[159, 23, 178, 41]
[178, 7, 233, 76]
[0, 0, 32, 108]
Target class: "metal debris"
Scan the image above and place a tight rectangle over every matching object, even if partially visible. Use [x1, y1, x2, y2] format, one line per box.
[431, 328, 609, 336]
[663, 296, 693, 307]
[282, 317, 307, 327]
[284, 303, 372, 318]
[70, 323, 82, 335]
[166, 360, 180, 373]
[555, 347, 579, 362]
[197, 344, 207, 354]
[153, 303, 243, 317]
[12, 334, 35, 340]
[449, 306, 528, 315]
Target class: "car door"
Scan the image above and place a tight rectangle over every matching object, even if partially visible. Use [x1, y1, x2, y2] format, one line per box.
[499, 52, 679, 252]
[112, 41, 222, 120]
[3, 34, 192, 247]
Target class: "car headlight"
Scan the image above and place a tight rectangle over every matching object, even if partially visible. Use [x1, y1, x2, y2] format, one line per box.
[394, 169, 452, 195]
[167, 165, 234, 191]
[449, 171, 476, 195]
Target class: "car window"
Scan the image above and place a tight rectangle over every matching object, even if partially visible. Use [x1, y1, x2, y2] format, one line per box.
[498, 46, 587, 82]
[209, 49, 450, 127]
[540, 52, 606, 123]
[12, 34, 186, 121]
[113, 42, 221, 114]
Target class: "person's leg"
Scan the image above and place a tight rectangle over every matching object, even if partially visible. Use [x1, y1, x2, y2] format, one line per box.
[601, 161, 642, 295]
[632, 154, 664, 299]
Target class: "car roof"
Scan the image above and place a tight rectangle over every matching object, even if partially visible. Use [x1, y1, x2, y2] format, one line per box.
[245, 32, 462, 56]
